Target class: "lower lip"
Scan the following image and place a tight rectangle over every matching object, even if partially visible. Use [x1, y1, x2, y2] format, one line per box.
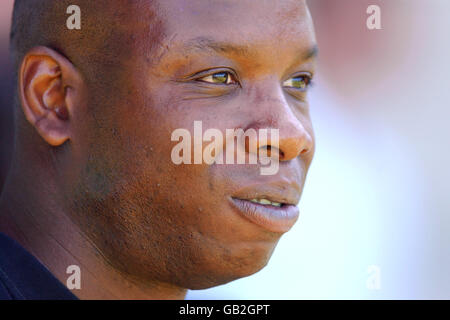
[229, 198, 300, 233]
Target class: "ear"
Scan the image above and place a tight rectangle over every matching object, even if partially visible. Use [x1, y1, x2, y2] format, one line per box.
[19, 46, 84, 146]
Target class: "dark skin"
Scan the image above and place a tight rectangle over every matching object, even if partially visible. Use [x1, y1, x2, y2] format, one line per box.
[0, 0, 316, 299]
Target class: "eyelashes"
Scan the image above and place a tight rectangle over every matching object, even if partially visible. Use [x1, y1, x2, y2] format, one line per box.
[184, 68, 314, 96]
[196, 71, 238, 85]
[282, 74, 313, 91]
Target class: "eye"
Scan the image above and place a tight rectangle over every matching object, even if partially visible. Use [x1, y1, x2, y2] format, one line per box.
[197, 71, 237, 85]
[283, 74, 312, 90]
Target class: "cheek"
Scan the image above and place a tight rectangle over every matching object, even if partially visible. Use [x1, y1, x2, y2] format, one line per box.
[107, 98, 222, 233]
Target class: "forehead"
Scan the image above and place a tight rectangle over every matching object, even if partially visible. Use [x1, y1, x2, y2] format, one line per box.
[151, 0, 316, 61]
[158, 0, 312, 34]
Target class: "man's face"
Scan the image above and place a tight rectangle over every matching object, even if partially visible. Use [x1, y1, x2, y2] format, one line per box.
[68, 0, 316, 289]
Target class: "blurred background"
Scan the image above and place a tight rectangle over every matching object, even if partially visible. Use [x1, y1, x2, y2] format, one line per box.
[1, 0, 449, 299]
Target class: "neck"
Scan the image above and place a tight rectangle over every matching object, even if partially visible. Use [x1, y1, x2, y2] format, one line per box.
[0, 164, 187, 300]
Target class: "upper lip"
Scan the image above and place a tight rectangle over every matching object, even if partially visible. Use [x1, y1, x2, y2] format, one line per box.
[231, 179, 301, 206]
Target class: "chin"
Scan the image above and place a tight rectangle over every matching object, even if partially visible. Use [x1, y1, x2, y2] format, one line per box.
[186, 262, 270, 290]
[181, 243, 276, 290]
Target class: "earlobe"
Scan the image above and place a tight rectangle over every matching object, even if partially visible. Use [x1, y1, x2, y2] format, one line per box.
[19, 46, 81, 146]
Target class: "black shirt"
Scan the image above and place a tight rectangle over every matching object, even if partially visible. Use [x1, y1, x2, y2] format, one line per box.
[0, 232, 78, 300]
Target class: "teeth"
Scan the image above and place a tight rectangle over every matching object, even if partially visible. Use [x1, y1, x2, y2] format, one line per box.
[250, 198, 282, 207]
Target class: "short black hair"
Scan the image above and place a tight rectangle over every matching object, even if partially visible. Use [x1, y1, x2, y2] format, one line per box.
[9, 0, 164, 116]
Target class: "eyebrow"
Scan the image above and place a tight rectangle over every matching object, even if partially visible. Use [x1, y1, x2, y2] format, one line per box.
[185, 37, 251, 56]
[303, 45, 319, 60]
[185, 37, 318, 61]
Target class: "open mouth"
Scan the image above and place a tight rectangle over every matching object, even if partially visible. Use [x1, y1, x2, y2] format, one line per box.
[229, 197, 299, 233]
[247, 198, 285, 207]
[229, 179, 302, 233]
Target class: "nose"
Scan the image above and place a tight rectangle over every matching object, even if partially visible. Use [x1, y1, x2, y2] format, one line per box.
[244, 86, 314, 162]
[277, 117, 313, 161]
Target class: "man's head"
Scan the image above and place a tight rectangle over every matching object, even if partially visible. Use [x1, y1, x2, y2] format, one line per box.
[9, 0, 316, 290]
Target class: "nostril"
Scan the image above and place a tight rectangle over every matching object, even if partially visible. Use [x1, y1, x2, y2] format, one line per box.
[260, 145, 284, 159]
[258, 145, 270, 157]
